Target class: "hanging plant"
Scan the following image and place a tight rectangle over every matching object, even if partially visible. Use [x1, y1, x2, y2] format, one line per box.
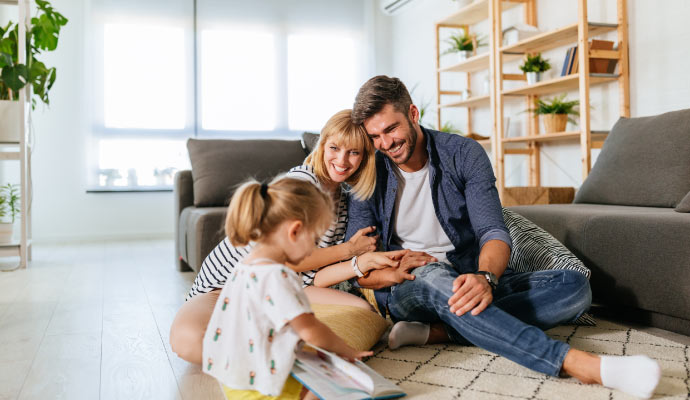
[0, 0, 68, 108]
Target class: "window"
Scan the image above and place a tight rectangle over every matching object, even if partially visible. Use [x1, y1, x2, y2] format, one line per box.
[88, 0, 372, 190]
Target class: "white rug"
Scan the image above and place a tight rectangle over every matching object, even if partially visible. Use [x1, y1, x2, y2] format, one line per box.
[364, 319, 690, 399]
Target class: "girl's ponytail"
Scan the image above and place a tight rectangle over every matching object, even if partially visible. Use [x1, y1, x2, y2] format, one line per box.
[225, 177, 333, 247]
[226, 181, 268, 246]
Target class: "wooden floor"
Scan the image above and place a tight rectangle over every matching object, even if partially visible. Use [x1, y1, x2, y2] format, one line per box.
[0, 240, 224, 400]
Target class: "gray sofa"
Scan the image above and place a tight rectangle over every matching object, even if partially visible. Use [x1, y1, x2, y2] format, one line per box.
[175, 138, 313, 272]
[509, 108, 690, 336]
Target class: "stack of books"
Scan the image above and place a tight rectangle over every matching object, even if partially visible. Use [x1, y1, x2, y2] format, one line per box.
[561, 40, 619, 76]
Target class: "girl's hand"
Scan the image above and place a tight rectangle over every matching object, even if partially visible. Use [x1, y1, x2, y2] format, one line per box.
[347, 226, 378, 257]
[358, 250, 409, 273]
[335, 347, 374, 362]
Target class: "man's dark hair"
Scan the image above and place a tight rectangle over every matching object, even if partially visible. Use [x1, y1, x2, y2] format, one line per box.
[352, 75, 413, 125]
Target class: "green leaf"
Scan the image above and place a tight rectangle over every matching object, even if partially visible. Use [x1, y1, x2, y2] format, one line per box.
[1, 64, 29, 92]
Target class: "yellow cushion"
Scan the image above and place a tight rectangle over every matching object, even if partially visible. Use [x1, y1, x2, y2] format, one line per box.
[312, 303, 389, 351]
[222, 375, 302, 400]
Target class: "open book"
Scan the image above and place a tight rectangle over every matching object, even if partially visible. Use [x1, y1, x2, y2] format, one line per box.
[291, 345, 406, 400]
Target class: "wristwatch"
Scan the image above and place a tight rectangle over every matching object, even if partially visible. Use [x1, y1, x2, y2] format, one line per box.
[475, 271, 498, 290]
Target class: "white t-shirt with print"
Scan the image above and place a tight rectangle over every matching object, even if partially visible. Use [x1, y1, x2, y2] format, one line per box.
[202, 261, 312, 396]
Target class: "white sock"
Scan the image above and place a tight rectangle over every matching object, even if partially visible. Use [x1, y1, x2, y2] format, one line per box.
[600, 355, 661, 399]
[388, 321, 430, 350]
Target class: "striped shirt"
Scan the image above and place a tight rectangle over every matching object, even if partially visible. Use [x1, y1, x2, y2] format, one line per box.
[186, 165, 349, 299]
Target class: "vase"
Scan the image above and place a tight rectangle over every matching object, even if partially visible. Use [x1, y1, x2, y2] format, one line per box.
[542, 114, 568, 134]
[525, 71, 542, 85]
[0, 100, 20, 143]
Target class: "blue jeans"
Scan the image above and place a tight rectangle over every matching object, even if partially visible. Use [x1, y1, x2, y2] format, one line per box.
[386, 262, 592, 376]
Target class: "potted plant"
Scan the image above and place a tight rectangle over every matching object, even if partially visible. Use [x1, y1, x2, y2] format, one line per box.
[519, 53, 551, 84]
[439, 121, 463, 135]
[0, 0, 68, 141]
[0, 183, 19, 243]
[443, 30, 486, 62]
[527, 94, 579, 134]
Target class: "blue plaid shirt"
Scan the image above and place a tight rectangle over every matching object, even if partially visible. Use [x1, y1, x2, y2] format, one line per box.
[345, 127, 512, 313]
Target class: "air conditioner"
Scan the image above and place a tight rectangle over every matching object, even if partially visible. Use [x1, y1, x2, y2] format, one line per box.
[379, 0, 417, 16]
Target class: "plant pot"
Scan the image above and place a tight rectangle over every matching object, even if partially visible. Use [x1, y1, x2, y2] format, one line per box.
[456, 50, 472, 62]
[0, 223, 13, 244]
[0, 100, 21, 143]
[542, 113, 568, 134]
[525, 71, 542, 85]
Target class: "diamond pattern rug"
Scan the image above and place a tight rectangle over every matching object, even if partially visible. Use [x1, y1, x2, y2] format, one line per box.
[364, 319, 690, 399]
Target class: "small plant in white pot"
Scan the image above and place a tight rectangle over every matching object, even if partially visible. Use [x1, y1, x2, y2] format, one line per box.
[527, 94, 579, 134]
[0, 183, 19, 243]
[519, 53, 551, 85]
[443, 30, 486, 63]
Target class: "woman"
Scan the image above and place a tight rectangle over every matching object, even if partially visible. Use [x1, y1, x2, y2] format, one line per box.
[170, 109, 400, 365]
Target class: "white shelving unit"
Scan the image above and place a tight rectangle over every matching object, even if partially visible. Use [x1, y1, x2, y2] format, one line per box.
[0, 0, 32, 267]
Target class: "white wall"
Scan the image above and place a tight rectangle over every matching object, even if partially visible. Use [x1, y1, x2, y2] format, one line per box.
[376, 0, 690, 187]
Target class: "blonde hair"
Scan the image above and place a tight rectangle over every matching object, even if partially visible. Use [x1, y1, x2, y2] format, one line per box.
[225, 176, 334, 247]
[304, 109, 376, 200]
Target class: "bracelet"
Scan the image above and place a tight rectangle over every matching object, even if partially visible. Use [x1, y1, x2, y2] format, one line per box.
[351, 256, 364, 278]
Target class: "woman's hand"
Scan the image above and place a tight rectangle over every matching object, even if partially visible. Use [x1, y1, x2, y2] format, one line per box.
[346, 226, 378, 257]
[357, 250, 409, 273]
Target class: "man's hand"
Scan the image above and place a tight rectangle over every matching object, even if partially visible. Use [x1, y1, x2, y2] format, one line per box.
[448, 273, 493, 317]
[346, 226, 378, 257]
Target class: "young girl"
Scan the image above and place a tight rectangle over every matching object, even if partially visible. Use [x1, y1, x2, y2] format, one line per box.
[202, 176, 373, 398]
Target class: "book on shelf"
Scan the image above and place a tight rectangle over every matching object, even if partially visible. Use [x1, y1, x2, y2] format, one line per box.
[291, 345, 406, 400]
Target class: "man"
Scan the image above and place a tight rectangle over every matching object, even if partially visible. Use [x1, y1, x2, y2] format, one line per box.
[345, 76, 660, 398]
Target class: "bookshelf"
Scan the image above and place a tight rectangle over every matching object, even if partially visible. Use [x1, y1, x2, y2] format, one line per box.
[434, 0, 531, 156]
[0, 0, 33, 268]
[492, 0, 630, 193]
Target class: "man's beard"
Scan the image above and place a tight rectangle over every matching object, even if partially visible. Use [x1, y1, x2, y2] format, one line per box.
[393, 120, 418, 165]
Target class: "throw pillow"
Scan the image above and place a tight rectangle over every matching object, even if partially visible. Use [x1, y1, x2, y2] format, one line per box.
[312, 303, 389, 351]
[574, 108, 690, 208]
[187, 139, 306, 207]
[675, 191, 690, 213]
[503, 208, 596, 326]
[301, 132, 320, 155]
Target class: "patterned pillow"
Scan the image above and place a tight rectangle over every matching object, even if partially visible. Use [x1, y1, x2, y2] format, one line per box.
[502, 208, 596, 326]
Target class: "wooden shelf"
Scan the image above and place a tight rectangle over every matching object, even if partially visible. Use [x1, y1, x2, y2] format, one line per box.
[477, 139, 491, 146]
[438, 0, 522, 26]
[502, 73, 618, 96]
[0, 0, 19, 4]
[502, 130, 608, 144]
[500, 22, 618, 55]
[440, 52, 490, 73]
[441, 52, 522, 73]
[0, 150, 21, 160]
[439, 95, 490, 108]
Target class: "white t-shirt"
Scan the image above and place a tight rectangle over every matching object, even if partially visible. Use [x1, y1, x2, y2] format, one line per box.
[392, 161, 455, 263]
[202, 261, 312, 396]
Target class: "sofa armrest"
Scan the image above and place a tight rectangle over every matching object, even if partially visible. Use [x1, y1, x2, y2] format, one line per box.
[174, 170, 194, 271]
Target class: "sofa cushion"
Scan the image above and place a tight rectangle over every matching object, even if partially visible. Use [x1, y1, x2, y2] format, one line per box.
[574, 108, 690, 208]
[502, 208, 595, 325]
[187, 138, 307, 207]
[676, 191, 690, 213]
[509, 204, 690, 326]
